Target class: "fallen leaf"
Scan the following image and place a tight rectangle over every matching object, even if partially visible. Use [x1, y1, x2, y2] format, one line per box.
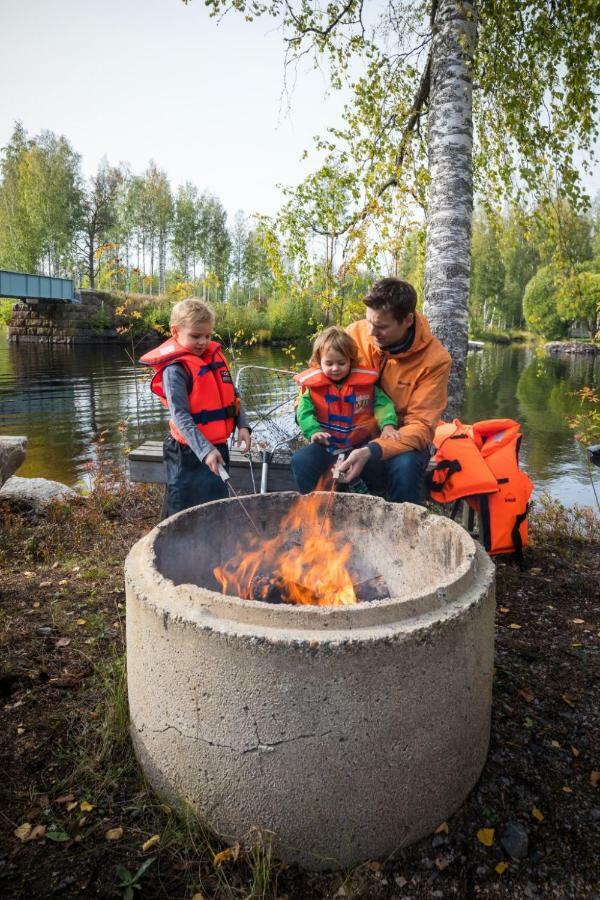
[51, 561, 60, 569]
[14, 823, 32, 841]
[66, 801, 78, 812]
[26, 825, 46, 842]
[551, 740, 561, 749]
[532, 807, 544, 822]
[23, 571, 35, 577]
[160, 804, 172, 814]
[571, 746, 580, 757]
[142, 834, 160, 852]
[106, 827, 124, 841]
[495, 861, 509, 875]
[17, 727, 25, 735]
[191, 895, 205, 900]
[56, 637, 70, 648]
[55, 793, 75, 805]
[213, 843, 240, 866]
[76, 618, 87, 626]
[79, 800, 94, 812]
[435, 821, 449, 834]
[33, 602, 40, 609]
[561, 786, 573, 793]
[435, 855, 450, 871]
[519, 688, 534, 703]
[46, 829, 70, 842]
[39, 580, 52, 587]
[591, 770, 600, 788]
[509, 623, 522, 630]
[561, 693, 576, 707]
[477, 828, 495, 847]
[499, 607, 510, 613]
[58, 579, 68, 586]
[572, 619, 585, 624]
[529, 567, 541, 575]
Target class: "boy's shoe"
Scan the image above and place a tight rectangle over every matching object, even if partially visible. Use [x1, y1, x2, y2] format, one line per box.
[348, 478, 369, 494]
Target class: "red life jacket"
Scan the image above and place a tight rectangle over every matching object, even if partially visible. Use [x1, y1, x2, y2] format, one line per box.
[139, 338, 238, 445]
[429, 418, 533, 558]
[294, 366, 380, 452]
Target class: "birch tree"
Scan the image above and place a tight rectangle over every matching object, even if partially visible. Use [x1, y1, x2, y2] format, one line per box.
[195, 0, 600, 413]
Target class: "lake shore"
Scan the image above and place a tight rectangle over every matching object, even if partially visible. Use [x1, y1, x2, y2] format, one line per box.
[1, 483, 598, 899]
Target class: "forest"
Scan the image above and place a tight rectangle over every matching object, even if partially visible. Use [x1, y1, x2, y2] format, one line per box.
[1, 121, 598, 343]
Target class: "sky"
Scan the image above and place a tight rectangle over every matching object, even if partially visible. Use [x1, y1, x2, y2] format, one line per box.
[1, 0, 598, 225]
[0, 0, 348, 220]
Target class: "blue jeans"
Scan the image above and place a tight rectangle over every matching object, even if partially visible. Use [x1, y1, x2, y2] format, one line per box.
[290, 442, 430, 505]
[162, 436, 229, 518]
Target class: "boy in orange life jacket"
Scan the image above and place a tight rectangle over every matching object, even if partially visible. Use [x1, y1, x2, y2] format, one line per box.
[291, 326, 398, 493]
[139, 298, 251, 517]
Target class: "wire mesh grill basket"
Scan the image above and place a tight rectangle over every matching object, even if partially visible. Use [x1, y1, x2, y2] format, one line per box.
[235, 365, 305, 458]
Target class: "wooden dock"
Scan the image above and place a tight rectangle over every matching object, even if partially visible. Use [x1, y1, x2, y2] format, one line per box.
[128, 441, 297, 493]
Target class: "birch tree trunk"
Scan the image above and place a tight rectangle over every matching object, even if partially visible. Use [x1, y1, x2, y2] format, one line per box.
[423, 0, 477, 418]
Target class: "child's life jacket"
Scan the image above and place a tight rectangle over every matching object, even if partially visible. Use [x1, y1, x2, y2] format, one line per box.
[294, 366, 380, 453]
[429, 418, 533, 557]
[139, 338, 239, 446]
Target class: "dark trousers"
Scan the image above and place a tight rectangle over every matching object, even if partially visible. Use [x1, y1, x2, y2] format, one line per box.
[162, 436, 229, 518]
[290, 442, 431, 505]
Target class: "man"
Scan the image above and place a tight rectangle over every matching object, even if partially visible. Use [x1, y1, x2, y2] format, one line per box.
[332, 277, 451, 503]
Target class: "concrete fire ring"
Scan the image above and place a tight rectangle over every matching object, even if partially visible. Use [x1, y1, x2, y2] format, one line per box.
[125, 493, 495, 870]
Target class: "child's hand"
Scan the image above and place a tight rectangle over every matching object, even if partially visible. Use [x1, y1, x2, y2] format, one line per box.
[235, 427, 252, 453]
[311, 432, 331, 445]
[205, 447, 225, 476]
[380, 425, 401, 442]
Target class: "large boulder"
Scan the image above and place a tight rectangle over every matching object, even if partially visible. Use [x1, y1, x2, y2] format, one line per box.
[0, 436, 27, 488]
[0, 476, 78, 512]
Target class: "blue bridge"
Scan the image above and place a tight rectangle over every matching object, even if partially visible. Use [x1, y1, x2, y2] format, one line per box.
[0, 269, 74, 303]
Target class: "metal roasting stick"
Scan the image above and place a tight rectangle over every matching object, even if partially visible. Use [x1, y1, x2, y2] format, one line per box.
[218, 465, 262, 538]
[319, 453, 345, 538]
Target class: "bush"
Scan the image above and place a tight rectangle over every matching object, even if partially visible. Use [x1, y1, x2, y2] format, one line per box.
[0, 299, 13, 325]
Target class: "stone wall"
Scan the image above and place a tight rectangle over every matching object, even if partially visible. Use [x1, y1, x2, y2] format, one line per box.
[7, 290, 121, 344]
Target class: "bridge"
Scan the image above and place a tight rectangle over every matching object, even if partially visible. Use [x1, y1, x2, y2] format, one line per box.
[0, 269, 74, 303]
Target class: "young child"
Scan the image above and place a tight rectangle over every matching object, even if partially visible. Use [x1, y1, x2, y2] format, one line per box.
[291, 326, 397, 493]
[139, 298, 251, 517]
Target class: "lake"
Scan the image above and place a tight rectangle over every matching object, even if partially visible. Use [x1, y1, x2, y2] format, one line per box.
[0, 328, 597, 508]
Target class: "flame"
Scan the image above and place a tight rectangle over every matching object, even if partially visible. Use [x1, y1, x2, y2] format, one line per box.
[213, 488, 357, 606]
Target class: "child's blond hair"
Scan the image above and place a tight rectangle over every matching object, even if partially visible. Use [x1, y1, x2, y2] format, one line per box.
[170, 297, 215, 329]
[309, 326, 359, 369]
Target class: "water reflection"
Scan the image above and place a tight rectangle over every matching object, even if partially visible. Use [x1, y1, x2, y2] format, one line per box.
[0, 329, 597, 506]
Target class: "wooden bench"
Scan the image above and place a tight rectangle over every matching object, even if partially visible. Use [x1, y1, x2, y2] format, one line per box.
[128, 441, 296, 493]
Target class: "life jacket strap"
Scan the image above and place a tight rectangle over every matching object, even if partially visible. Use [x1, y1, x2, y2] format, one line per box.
[429, 458, 462, 491]
[198, 360, 226, 376]
[192, 403, 237, 425]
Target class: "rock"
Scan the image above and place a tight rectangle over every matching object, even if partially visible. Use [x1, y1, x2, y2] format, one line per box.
[0, 436, 27, 488]
[590, 808, 600, 822]
[0, 476, 78, 511]
[500, 821, 529, 859]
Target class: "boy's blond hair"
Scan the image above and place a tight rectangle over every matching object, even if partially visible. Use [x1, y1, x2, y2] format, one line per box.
[170, 297, 215, 329]
[309, 326, 359, 369]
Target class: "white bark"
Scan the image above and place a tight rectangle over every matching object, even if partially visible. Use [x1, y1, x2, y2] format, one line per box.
[423, 0, 477, 418]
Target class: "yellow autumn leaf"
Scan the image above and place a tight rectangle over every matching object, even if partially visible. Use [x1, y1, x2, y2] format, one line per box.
[66, 801, 78, 811]
[509, 623, 522, 630]
[435, 821, 449, 834]
[532, 807, 544, 822]
[76, 618, 87, 626]
[106, 827, 124, 841]
[561, 786, 573, 793]
[14, 823, 32, 841]
[142, 834, 160, 852]
[572, 619, 585, 624]
[495, 861, 509, 874]
[80, 800, 94, 812]
[213, 843, 240, 866]
[477, 828, 495, 847]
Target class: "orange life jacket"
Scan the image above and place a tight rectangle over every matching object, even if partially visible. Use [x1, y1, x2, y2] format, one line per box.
[139, 338, 238, 445]
[429, 418, 533, 558]
[294, 366, 380, 452]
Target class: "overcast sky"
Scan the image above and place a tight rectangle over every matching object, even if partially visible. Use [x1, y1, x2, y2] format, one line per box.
[1, 0, 598, 224]
[0, 0, 348, 219]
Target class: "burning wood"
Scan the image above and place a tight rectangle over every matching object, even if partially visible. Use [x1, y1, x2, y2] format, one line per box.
[214, 492, 390, 606]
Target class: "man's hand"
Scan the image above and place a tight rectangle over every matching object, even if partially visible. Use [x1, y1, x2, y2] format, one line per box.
[235, 427, 252, 453]
[204, 447, 225, 476]
[311, 431, 331, 445]
[380, 424, 401, 442]
[337, 446, 371, 482]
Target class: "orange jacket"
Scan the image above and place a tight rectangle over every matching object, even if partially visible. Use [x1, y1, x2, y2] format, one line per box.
[139, 338, 238, 445]
[346, 313, 451, 459]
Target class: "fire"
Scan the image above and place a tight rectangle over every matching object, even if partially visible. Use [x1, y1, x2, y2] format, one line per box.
[214, 490, 357, 606]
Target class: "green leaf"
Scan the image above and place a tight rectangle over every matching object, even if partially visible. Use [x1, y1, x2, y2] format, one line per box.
[124, 887, 134, 900]
[116, 865, 133, 884]
[134, 857, 156, 881]
[45, 829, 70, 842]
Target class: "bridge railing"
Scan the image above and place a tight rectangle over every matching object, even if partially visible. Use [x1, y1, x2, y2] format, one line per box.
[0, 269, 74, 302]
